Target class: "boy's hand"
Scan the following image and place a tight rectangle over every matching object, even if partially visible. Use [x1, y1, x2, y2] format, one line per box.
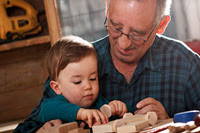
[109, 100, 128, 117]
[76, 108, 109, 128]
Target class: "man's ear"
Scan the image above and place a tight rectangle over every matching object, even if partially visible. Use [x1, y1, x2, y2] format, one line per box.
[157, 15, 171, 34]
[50, 81, 62, 95]
[105, 0, 109, 17]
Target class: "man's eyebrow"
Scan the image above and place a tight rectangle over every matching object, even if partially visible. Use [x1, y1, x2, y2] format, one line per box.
[130, 28, 147, 35]
[110, 18, 146, 35]
[110, 19, 122, 26]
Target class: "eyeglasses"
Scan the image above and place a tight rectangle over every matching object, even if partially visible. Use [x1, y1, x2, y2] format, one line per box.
[104, 17, 158, 45]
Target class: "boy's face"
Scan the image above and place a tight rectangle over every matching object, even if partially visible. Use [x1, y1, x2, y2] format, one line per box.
[56, 55, 99, 108]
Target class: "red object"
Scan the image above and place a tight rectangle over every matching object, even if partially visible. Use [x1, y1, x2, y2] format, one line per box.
[186, 40, 200, 55]
[194, 113, 200, 126]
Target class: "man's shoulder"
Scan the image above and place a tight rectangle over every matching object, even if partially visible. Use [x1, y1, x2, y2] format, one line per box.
[154, 35, 200, 69]
[155, 35, 199, 59]
[92, 35, 109, 52]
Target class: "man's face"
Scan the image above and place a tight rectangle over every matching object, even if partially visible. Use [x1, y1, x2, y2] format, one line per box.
[107, 0, 158, 64]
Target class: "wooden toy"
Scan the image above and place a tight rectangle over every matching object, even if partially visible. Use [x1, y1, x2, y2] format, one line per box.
[122, 112, 158, 126]
[92, 119, 125, 133]
[92, 112, 158, 133]
[44, 122, 91, 133]
[117, 120, 149, 133]
[100, 104, 112, 117]
[46, 122, 78, 133]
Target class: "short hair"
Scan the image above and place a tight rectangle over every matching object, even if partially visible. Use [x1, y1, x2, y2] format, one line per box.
[106, 0, 172, 23]
[46, 35, 96, 81]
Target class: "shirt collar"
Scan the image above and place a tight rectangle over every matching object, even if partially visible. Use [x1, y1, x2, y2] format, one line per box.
[98, 35, 161, 78]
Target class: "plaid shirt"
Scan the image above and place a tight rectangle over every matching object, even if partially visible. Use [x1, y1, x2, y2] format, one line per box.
[14, 34, 200, 133]
[95, 35, 200, 117]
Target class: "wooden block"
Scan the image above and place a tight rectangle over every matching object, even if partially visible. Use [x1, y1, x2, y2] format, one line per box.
[117, 120, 149, 133]
[46, 122, 78, 133]
[92, 119, 124, 133]
[190, 126, 200, 133]
[123, 112, 134, 119]
[92, 121, 113, 133]
[140, 119, 173, 132]
[122, 112, 157, 126]
[100, 104, 112, 117]
[68, 128, 84, 133]
[145, 112, 158, 126]
[112, 119, 125, 132]
[83, 129, 91, 133]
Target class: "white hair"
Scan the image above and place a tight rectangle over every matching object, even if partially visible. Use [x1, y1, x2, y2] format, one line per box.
[106, 0, 172, 23]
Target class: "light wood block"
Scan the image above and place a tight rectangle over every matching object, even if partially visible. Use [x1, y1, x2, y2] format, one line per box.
[68, 128, 84, 133]
[122, 112, 157, 126]
[123, 112, 134, 119]
[46, 122, 78, 133]
[83, 129, 91, 133]
[112, 120, 125, 132]
[100, 104, 111, 117]
[92, 119, 124, 133]
[117, 120, 149, 133]
[92, 121, 113, 133]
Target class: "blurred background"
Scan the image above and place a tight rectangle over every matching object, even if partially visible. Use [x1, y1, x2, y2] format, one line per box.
[56, 0, 200, 43]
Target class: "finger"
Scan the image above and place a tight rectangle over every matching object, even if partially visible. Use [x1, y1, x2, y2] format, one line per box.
[79, 122, 86, 128]
[135, 104, 158, 114]
[87, 113, 93, 128]
[36, 128, 49, 133]
[110, 101, 119, 115]
[43, 122, 53, 128]
[136, 97, 158, 109]
[135, 103, 169, 120]
[120, 104, 128, 117]
[134, 109, 140, 115]
[109, 103, 116, 115]
[98, 111, 109, 124]
[93, 111, 101, 125]
[113, 102, 119, 115]
[117, 102, 123, 116]
[50, 119, 62, 126]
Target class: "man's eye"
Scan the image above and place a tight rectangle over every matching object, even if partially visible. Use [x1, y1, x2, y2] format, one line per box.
[114, 27, 122, 31]
[74, 81, 81, 84]
[90, 78, 96, 81]
[131, 32, 142, 37]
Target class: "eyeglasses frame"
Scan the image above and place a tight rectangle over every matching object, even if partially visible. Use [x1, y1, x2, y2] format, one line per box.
[104, 17, 158, 43]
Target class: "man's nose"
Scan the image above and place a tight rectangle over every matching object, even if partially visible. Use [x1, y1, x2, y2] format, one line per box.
[118, 34, 132, 50]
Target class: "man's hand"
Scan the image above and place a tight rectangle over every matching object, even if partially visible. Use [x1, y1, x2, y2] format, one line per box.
[134, 97, 169, 119]
[76, 108, 109, 128]
[36, 119, 62, 133]
[109, 100, 128, 117]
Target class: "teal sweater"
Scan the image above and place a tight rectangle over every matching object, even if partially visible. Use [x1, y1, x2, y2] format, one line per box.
[39, 94, 109, 123]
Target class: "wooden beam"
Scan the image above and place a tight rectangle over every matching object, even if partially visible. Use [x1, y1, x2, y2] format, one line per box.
[43, 0, 61, 46]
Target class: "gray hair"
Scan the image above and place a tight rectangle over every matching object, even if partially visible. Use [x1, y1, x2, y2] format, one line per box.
[106, 0, 172, 23]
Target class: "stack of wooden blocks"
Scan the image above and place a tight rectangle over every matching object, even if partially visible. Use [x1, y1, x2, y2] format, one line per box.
[92, 112, 158, 133]
[45, 122, 90, 133]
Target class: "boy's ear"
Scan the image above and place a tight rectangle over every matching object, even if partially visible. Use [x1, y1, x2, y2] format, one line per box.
[156, 15, 171, 34]
[50, 81, 62, 95]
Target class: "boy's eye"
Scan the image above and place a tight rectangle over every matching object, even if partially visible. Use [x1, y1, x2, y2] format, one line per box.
[74, 81, 81, 84]
[90, 78, 96, 81]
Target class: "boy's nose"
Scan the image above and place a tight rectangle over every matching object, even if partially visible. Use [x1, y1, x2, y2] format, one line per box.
[84, 81, 92, 90]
